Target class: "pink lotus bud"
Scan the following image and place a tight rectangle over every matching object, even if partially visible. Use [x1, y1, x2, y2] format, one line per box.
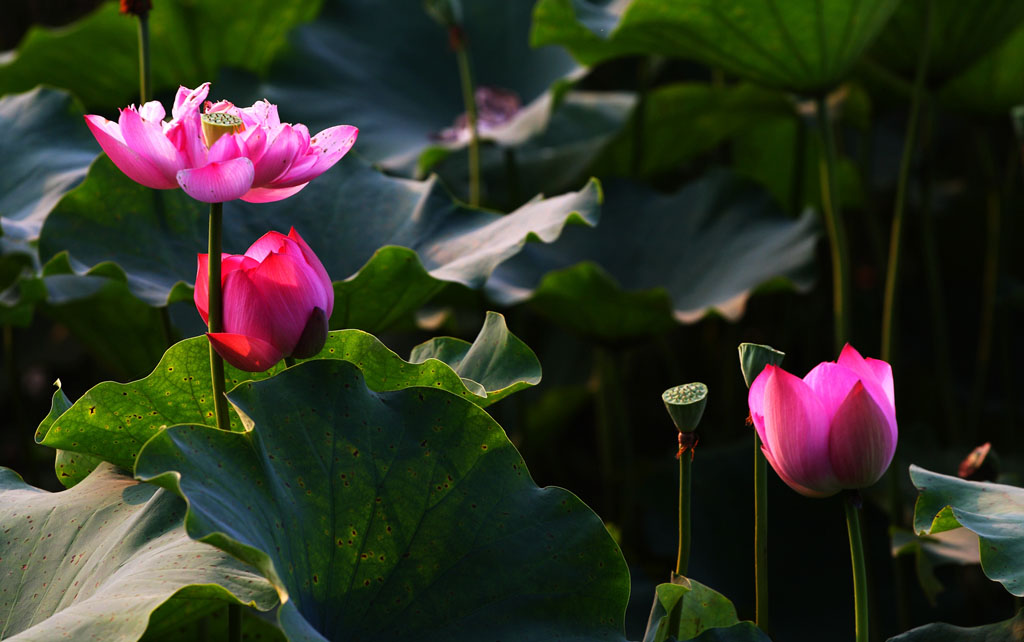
[747, 344, 897, 498]
[195, 228, 333, 372]
[85, 83, 357, 203]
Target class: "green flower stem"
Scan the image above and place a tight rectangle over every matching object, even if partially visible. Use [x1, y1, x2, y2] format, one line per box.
[207, 202, 238, 642]
[455, 42, 480, 207]
[844, 493, 869, 642]
[206, 202, 230, 431]
[754, 432, 769, 631]
[676, 449, 692, 576]
[881, 0, 933, 363]
[815, 95, 851, 350]
[137, 11, 151, 103]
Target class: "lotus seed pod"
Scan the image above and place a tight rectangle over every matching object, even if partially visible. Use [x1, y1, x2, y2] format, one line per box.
[662, 382, 708, 433]
[738, 343, 785, 388]
[201, 112, 244, 148]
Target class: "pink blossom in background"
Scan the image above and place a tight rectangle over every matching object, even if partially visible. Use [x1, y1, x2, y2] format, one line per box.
[85, 82, 357, 203]
[195, 228, 333, 372]
[747, 345, 897, 498]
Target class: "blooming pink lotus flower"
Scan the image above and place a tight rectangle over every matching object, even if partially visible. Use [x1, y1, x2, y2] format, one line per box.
[747, 345, 897, 498]
[195, 228, 333, 372]
[85, 83, 357, 203]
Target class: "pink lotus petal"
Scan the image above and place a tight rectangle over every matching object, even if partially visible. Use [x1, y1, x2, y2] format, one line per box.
[120, 107, 188, 184]
[243, 232, 289, 262]
[802, 362, 861, 423]
[220, 269, 277, 346]
[139, 101, 166, 123]
[747, 366, 770, 442]
[172, 83, 210, 121]
[247, 252, 330, 355]
[287, 228, 333, 318]
[240, 183, 310, 203]
[207, 332, 284, 372]
[176, 157, 255, 203]
[761, 444, 838, 498]
[194, 254, 210, 324]
[85, 115, 178, 189]
[828, 382, 897, 488]
[250, 124, 303, 187]
[762, 367, 838, 495]
[274, 125, 358, 188]
[195, 253, 255, 324]
[206, 132, 245, 164]
[838, 344, 896, 410]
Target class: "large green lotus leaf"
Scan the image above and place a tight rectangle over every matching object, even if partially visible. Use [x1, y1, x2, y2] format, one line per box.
[591, 82, 794, 179]
[871, 0, 1024, 82]
[531, 0, 900, 93]
[485, 170, 818, 340]
[246, 0, 577, 171]
[38, 317, 540, 487]
[38, 156, 599, 325]
[939, 21, 1024, 115]
[642, 576, 767, 642]
[0, 88, 96, 242]
[134, 359, 630, 641]
[911, 464, 1024, 596]
[0, 463, 276, 641]
[887, 610, 1024, 642]
[0, 0, 320, 111]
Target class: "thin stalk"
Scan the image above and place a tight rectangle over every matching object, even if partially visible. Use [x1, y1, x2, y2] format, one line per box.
[881, 0, 932, 362]
[455, 43, 480, 207]
[969, 166, 1001, 441]
[815, 95, 851, 350]
[676, 451, 692, 576]
[207, 202, 230, 431]
[789, 117, 808, 215]
[206, 202, 237, 641]
[844, 493, 869, 642]
[137, 11, 151, 103]
[754, 433, 769, 631]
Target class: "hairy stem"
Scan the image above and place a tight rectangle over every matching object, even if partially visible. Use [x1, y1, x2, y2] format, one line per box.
[676, 450, 692, 576]
[137, 11, 151, 103]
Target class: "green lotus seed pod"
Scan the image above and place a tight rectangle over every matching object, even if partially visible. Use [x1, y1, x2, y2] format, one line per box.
[662, 382, 708, 433]
[738, 343, 785, 389]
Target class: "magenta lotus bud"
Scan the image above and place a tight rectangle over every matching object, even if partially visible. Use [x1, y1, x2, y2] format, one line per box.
[195, 228, 333, 372]
[747, 344, 897, 498]
[84, 82, 357, 203]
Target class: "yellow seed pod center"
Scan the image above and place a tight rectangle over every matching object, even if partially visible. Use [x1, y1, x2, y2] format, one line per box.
[201, 112, 244, 148]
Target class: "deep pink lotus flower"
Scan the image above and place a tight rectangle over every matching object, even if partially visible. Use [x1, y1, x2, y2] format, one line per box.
[85, 83, 357, 203]
[747, 345, 897, 498]
[195, 228, 333, 372]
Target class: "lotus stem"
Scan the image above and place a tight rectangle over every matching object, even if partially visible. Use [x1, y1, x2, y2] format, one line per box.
[814, 94, 851, 350]
[754, 432, 769, 631]
[844, 492, 869, 642]
[881, 0, 932, 363]
[137, 11, 151, 104]
[454, 39, 480, 207]
[207, 202, 230, 433]
[676, 448, 692, 576]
